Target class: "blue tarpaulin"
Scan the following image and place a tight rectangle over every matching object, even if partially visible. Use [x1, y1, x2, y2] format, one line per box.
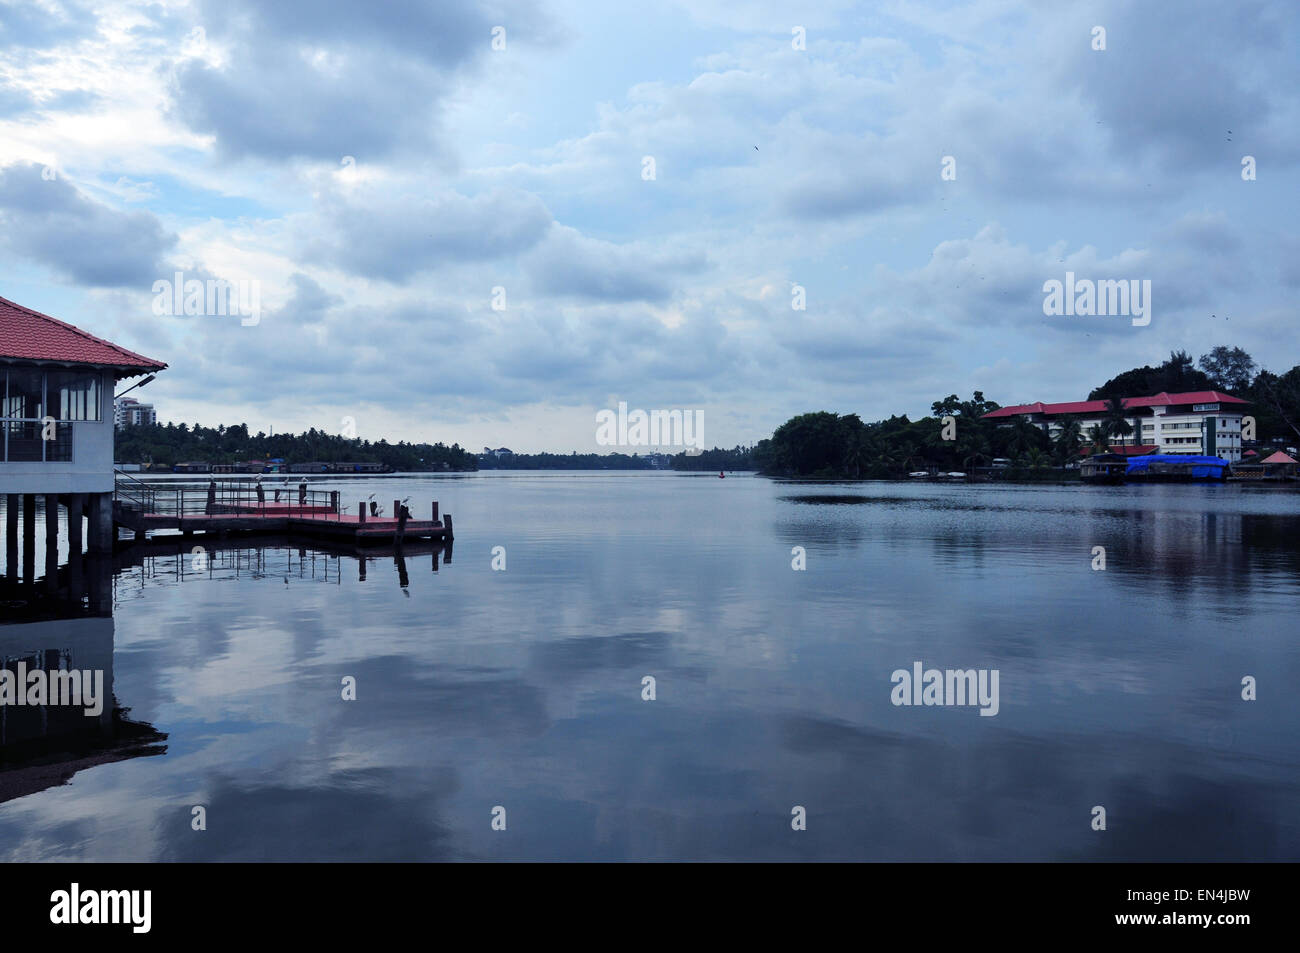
[1124, 454, 1228, 479]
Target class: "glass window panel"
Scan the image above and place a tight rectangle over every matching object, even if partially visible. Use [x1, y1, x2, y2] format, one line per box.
[0, 420, 72, 461]
[46, 421, 73, 461]
[4, 421, 44, 461]
[49, 370, 101, 421]
[2, 368, 43, 420]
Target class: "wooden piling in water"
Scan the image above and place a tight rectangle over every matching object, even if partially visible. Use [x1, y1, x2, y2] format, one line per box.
[431, 501, 439, 523]
[443, 513, 453, 539]
[358, 502, 366, 524]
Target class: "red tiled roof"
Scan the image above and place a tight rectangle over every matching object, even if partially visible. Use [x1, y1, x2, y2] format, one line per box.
[982, 390, 1247, 419]
[0, 295, 166, 377]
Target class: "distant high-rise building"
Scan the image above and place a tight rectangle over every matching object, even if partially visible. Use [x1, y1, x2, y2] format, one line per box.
[114, 396, 156, 429]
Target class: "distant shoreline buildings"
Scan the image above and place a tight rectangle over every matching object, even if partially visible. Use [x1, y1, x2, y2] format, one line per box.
[981, 390, 1248, 462]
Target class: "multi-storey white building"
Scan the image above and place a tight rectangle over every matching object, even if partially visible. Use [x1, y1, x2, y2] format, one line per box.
[114, 396, 156, 429]
[981, 391, 1248, 462]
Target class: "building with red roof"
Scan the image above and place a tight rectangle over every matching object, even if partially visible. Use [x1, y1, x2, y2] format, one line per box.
[981, 390, 1248, 462]
[2, 295, 167, 550]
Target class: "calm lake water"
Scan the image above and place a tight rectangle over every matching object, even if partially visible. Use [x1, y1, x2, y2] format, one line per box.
[1, 472, 1297, 861]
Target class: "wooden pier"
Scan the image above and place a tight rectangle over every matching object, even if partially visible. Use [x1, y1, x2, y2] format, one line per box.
[111, 476, 453, 546]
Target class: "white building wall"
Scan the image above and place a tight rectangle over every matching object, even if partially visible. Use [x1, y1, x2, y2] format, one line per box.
[1029, 407, 1244, 461]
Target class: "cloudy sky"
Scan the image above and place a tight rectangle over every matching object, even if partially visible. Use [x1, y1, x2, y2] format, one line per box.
[0, 0, 1296, 452]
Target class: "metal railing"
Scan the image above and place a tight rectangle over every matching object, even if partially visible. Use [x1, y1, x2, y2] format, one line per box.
[3, 420, 73, 462]
[114, 477, 343, 521]
[113, 468, 157, 514]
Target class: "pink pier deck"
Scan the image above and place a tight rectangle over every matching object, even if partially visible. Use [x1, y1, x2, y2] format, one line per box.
[112, 484, 452, 545]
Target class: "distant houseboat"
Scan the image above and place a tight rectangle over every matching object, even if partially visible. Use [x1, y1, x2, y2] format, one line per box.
[287, 461, 392, 474]
[1083, 453, 1230, 484]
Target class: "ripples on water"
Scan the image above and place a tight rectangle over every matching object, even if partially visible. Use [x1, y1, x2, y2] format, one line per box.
[0, 474, 1296, 860]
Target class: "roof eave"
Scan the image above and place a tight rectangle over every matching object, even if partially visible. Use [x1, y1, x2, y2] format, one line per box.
[0, 355, 167, 378]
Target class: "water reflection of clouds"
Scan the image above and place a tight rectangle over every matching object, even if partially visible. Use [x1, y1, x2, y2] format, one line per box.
[2, 478, 1297, 860]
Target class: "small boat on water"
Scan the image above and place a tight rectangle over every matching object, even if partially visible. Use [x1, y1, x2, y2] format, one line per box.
[1082, 453, 1230, 484]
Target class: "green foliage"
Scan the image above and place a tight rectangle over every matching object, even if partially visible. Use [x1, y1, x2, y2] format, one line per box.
[115, 421, 476, 471]
[1089, 350, 1215, 401]
[669, 446, 756, 471]
[1248, 366, 1300, 442]
[756, 397, 1048, 479]
[1198, 346, 1257, 393]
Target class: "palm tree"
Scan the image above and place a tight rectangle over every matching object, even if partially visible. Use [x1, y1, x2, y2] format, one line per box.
[1103, 397, 1133, 450]
[1053, 415, 1083, 465]
[959, 427, 992, 470]
[890, 441, 921, 474]
[1005, 416, 1045, 457]
[841, 432, 873, 479]
[1086, 423, 1111, 454]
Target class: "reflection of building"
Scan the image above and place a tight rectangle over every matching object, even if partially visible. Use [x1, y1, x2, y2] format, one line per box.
[0, 554, 166, 805]
[113, 396, 156, 429]
[982, 391, 1248, 462]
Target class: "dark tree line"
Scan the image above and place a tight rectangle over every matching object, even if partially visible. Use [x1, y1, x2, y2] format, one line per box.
[669, 446, 756, 470]
[115, 421, 477, 471]
[476, 451, 655, 469]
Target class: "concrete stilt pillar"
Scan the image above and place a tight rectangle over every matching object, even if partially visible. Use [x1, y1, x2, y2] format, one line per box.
[67, 494, 85, 600]
[67, 493, 85, 556]
[87, 492, 114, 553]
[4, 494, 17, 581]
[86, 552, 111, 615]
[45, 494, 59, 591]
[21, 494, 36, 583]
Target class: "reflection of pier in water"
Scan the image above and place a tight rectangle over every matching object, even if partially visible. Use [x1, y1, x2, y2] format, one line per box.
[111, 534, 454, 595]
[0, 553, 166, 805]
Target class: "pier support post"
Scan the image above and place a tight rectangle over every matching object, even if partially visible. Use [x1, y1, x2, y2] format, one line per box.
[87, 492, 113, 553]
[358, 502, 366, 524]
[22, 494, 36, 580]
[45, 494, 59, 590]
[5, 494, 17, 580]
[443, 513, 453, 540]
[431, 501, 439, 523]
[67, 493, 85, 557]
[86, 552, 111, 615]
